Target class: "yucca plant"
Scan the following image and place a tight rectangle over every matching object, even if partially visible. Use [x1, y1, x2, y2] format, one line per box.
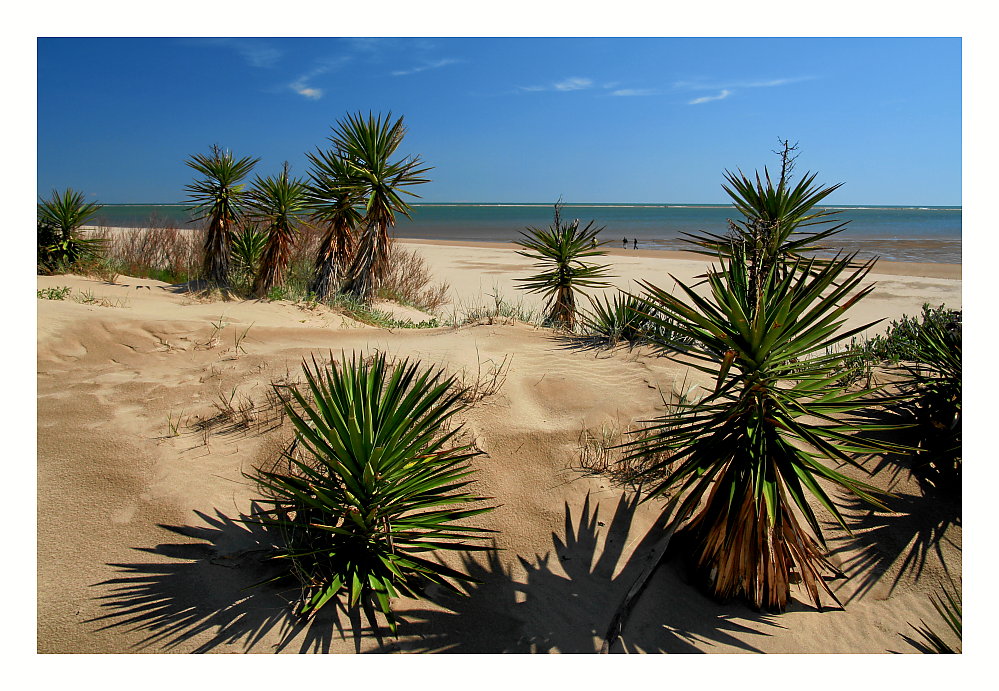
[230, 224, 268, 275]
[580, 291, 648, 345]
[329, 112, 432, 302]
[247, 352, 495, 631]
[515, 202, 614, 330]
[304, 146, 364, 300]
[580, 290, 691, 349]
[184, 144, 259, 287]
[686, 168, 848, 266]
[624, 249, 901, 611]
[37, 188, 105, 271]
[247, 162, 308, 298]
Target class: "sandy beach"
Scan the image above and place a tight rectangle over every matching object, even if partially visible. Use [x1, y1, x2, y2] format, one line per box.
[36, 239, 962, 653]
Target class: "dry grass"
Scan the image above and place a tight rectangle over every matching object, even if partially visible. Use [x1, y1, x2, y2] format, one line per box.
[454, 351, 513, 407]
[576, 423, 677, 491]
[377, 243, 451, 312]
[89, 225, 204, 283]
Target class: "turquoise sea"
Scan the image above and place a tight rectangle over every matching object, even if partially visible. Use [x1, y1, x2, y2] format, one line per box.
[91, 203, 962, 264]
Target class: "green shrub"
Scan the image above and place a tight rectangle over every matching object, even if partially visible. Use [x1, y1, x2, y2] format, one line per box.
[37, 286, 72, 300]
[847, 304, 961, 365]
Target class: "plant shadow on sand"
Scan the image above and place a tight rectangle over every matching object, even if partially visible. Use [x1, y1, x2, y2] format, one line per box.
[88, 505, 386, 653]
[381, 491, 783, 653]
[90, 493, 783, 653]
[821, 407, 961, 604]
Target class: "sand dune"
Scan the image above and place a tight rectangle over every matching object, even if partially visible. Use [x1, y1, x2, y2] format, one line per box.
[36, 242, 961, 653]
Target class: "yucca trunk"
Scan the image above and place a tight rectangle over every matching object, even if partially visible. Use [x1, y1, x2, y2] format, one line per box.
[342, 218, 390, 301]
[253, 222, 294, 298]
[681, 473, 840, 611]
[310, 218, 355, 300]
[550, 283, 577, 329]
[202, 212, 232, 287]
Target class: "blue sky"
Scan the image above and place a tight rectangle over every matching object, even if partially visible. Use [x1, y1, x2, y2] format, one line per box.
[37, 37, 961, 205]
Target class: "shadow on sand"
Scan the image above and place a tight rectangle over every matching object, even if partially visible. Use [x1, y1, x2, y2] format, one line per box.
[88, 506, 384, 653]
[90, 493, 782, 653]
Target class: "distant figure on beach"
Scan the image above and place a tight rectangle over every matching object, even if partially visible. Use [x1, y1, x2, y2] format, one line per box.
[622, 237, 628, 247]
[591, 237, 597, 248]
[633, 239, 638, 250]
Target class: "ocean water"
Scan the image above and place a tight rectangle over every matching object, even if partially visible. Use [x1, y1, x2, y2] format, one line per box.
[90, 203, 962, 264]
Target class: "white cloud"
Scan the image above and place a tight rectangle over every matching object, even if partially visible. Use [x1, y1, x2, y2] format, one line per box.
[237, 44, 282, 69]
[689, 89, 732, 105]
[287, 57, 350, 100]
[612, 88, 659, 97]
[675, 76, 813, 91]
[293, 86, 323, 100]
[554, 77, 593, 91]
[391, 58, 460, 77]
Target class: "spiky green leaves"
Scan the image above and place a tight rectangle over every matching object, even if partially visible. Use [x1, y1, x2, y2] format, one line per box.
[184, 145, 259, 286]
[515, 204, 614, 329]
[248, 352, 495, 630]
[625, 250, 902, 610]
[304, 146, 366, 299]
[327, 112, 432, 301]
[37, 188, 105, 270]
[247, 163, 308, 297]
[902, 314, 962, 496]
[684, 168, 849, 269]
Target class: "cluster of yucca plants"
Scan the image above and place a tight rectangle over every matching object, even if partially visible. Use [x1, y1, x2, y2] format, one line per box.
[622, 159, 904, 611]
[247, 352, 495, 629]
[182, 112, 430, 303]
[514, 201, 614, 329]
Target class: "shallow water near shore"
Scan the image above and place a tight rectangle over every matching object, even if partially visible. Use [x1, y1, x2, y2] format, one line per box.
[92, 202, 962, 264]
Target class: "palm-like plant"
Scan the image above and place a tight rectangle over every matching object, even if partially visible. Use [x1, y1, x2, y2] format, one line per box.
[515, 202, 614, 329]
[229, 224, 268, 276]
[330, 112, 432, 301]
[247, 162, 308, 298]
[37, 188, 105, 270]
[304, 147, 365, 300]
[184, 145, 259, 288]
[625, 250, 899, 611]
[247, 352, 495, 631]
[685, 169, 850, 313]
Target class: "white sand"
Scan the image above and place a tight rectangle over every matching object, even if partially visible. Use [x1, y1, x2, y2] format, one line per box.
[36, 241, 961, 653]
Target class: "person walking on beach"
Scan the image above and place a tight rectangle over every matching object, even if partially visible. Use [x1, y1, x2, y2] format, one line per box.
[633, 238, 638, 250]
[623, 237, 628, 248]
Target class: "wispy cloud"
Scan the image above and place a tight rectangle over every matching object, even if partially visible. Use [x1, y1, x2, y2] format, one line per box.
[391, 58, 460, 77]
[518, 76, 594, 93]
[197, 38, 283, 68]
[288, 57, 350, 100]
[612, 88, 660, 97]
[236, 43, 282, 69]
[554, 77, 593, 91]
[689, 89, 732, 105]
